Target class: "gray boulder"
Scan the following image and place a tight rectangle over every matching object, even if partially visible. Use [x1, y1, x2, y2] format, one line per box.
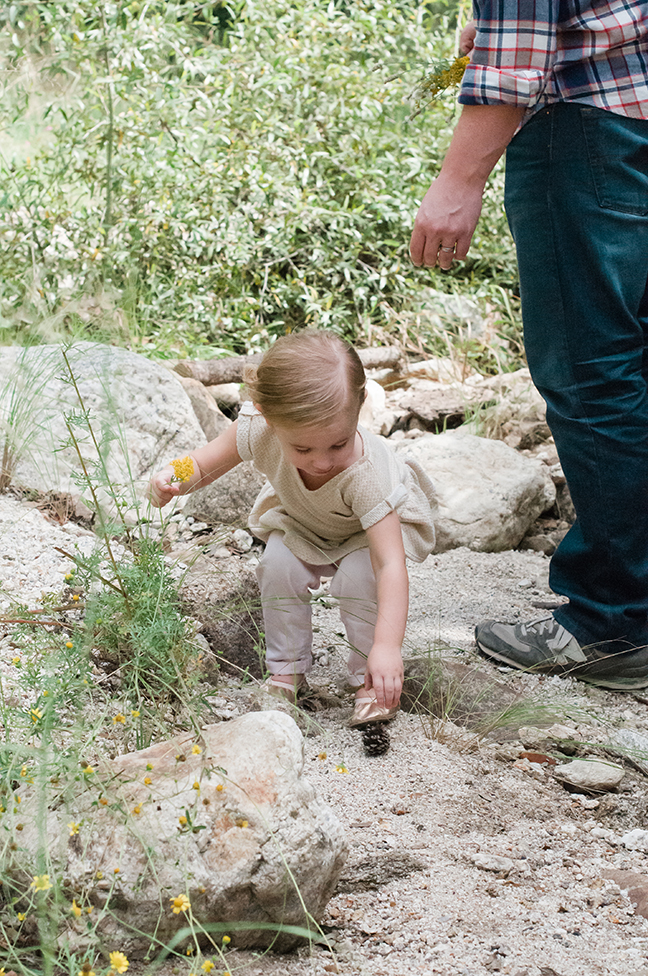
[396, 430, 555, 552]
[8, 712, 348, 955]
[0, 343, 205, 500]
[183, 462, 266, 527]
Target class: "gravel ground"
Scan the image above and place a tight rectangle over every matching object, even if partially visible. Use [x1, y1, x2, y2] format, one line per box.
[3, 494, 648, 976]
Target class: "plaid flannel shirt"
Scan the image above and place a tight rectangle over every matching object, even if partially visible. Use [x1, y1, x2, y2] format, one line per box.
[459, 0, 648, 119]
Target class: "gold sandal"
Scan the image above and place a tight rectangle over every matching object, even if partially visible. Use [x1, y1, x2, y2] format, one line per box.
[349, 694, 399, 728]
[264, 674, 309, 704]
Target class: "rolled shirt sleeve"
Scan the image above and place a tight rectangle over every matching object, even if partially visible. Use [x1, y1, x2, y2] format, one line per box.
[459, 0, 557, 108]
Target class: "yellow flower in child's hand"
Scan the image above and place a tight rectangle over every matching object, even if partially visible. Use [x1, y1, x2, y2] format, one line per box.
[109, 951, 129, 973]
[171, 893, 190, 913]
[170, 456, 194, 483]
[30, 874, 51, 891]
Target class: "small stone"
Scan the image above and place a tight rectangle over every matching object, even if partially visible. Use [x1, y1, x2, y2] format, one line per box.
[232, 528, 254, 551]
[472, 853, 514, 875]
[554, 758, 625, 793]
[189, 521, 209, 533]
[620, 829, 648, 852]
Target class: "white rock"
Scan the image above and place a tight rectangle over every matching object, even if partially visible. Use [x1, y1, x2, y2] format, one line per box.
[396, 431, 555, 552]
[0, 343, 205, 502]
[554, 759, 625, 792]
[620, 829, 648, 852]
[472, 852, 514, 875]
[9, 712, 348, 955]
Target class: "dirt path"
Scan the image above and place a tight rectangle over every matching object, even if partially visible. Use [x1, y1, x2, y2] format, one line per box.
[3, 494, 648, 976]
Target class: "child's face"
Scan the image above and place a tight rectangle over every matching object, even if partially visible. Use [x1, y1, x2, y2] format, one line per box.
[270, 414, 360, 481]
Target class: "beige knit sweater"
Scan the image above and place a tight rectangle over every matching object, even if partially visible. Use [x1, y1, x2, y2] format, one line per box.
[236, 402, 437, 566]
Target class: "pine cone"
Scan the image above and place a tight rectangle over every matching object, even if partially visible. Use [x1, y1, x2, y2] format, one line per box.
[362, 722, 390, 756]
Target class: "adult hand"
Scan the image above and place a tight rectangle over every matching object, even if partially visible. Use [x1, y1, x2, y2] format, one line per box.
[409, 172, 484, 269]
[459, 20, 477, 54]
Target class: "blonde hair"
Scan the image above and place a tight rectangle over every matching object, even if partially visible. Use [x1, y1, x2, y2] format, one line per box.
[243, 330, 366, 429]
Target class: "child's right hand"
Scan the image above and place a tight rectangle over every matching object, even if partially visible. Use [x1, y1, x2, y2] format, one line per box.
[147, 465, 181, 509]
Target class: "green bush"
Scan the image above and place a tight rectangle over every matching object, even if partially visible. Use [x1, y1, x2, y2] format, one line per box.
[0, 0, 519, 359]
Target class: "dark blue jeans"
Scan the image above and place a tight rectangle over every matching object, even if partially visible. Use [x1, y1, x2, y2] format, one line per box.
[504, 102, 648, 650]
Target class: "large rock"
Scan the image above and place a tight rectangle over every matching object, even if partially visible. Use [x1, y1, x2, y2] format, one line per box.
[395, 430, 555, 552]
[8, 712, 348, 955]
[183, 462, 266, 527]
[179, 376, 231, 442]
[0, 343, 205, 499]
[180, 553, 265, 678]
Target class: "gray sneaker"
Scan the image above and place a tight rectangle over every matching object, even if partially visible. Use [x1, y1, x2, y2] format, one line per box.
[475, 616, 648, 691]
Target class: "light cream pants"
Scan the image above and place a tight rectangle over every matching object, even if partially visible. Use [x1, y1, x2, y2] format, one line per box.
[256, 531, 377, 683]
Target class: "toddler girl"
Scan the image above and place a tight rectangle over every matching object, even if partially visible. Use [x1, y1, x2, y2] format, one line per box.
[149, 330, 436, 726]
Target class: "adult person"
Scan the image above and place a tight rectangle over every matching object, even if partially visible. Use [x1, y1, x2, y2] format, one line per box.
[410, 2, 648, 690]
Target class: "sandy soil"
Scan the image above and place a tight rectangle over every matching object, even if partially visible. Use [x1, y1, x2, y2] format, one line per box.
[2, 494, 648, 976]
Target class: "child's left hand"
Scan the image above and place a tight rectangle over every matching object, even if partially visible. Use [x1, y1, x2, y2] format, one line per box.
[365, 644, 403, 709]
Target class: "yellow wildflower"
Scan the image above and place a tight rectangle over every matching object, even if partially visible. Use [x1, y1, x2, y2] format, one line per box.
[421, 54, 470, 100]
[170, 456, 195, 483]
[113, 713, 125, 724]
[12, 656, 20, 665]
[131, 709, 140, 718]
[95, 871, 104, 880]
[144, 776, 152, 785]
[216, 784, 224, 792]
[113, 868, 120, 874]
[30, 874, 52, 891]
[171, 893, 190, 914]
[72, 594, 80, 602]
[20, 765, 27, 776]
[83, 766, 94, 775]
[66, 641, 74, 648]
[222, 935, 231, 945]
[178, 815, 188, 826]
[30, 708, 42, 722]
[191, 744, 202, 755]
[17, 911, 26, 921]
[335, 763, 349, 774]
[318, 752, 327, 760]
[201, 962, 215, 973]
[68, 822, 80, 835]
[236, 819, 248, 829]
[77, 968, 95, 976]
[146, 762, 154, 770]
[192, 781, 200, 791]
[132, 804, 142, 815]
[99, 797, 108, 805]
[109, 951, 129, 973]
[71, 899, 83, 918]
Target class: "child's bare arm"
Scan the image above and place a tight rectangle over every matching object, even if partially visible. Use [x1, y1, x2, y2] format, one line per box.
[148, 421, 242, 509]
[364, 510, 408, 708]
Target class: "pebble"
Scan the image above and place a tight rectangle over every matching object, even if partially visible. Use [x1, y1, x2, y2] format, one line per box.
[621, 830, 648, 852]
[472, 853, 515, 875]
[554, 758, 625, 793]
